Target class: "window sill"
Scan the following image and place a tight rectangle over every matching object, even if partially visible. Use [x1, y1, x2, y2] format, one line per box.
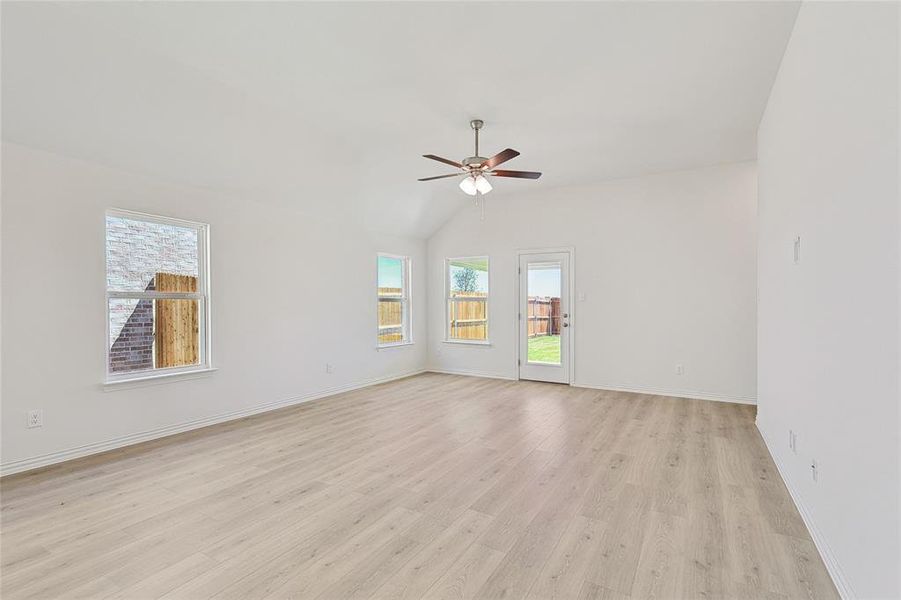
[377, 342, 415, 351]
[103, 367, 217, 391]
[443, 340, 492, 347]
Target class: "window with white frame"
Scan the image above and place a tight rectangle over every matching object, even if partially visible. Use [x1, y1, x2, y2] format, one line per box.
[377, 254, 411, 346]
[105, 209, 210, 381]
[446, 257, 489, 342]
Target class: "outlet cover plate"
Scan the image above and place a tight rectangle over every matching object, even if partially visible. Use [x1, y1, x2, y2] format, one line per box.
[27, 409, 43, 428]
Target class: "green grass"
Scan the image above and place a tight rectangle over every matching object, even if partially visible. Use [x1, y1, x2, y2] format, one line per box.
[528, 335, 561, 364]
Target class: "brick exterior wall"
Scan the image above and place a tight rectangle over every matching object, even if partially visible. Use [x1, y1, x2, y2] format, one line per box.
[108, 279, 155, 373]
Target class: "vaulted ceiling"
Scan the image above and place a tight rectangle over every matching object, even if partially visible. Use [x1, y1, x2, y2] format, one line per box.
[2, 1, 799, 237]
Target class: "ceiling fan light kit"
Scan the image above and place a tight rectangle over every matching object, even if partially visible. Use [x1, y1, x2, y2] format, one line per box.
[419, 119, 542, 196]
[459, 173, 492, 196]
[474, 174, 492, 194]
[459, 176, 478, 196]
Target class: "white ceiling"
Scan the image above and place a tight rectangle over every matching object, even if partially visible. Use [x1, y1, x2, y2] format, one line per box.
[2, 1, 799, 237]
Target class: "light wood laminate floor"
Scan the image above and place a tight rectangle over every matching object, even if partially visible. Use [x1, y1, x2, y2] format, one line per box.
[1, 373, 837, 599]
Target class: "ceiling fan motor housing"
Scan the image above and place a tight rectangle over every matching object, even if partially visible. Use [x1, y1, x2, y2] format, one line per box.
[462, 156, 488, 170]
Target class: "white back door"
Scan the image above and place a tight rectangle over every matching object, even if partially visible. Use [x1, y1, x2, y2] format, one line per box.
[518, 251, 571, 384]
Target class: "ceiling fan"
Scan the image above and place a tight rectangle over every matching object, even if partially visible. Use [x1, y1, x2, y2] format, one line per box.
[418, 119, 542, 195]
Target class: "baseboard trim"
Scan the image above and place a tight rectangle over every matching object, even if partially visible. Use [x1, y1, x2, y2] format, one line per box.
[426, 370, 756, 405]
[572, 381, 757, 405]
[0, 369, 427, 478]
[426, 368, 517, 381]
[757, 422, 855, 599]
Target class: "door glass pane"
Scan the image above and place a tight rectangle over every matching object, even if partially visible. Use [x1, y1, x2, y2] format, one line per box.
[527, 262, 561, 364]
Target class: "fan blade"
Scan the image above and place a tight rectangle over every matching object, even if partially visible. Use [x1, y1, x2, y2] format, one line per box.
[483, 148, 520, 170]
[423, 154, 463, 168]
[418, 173, 462, 181]
[490, 169, 542, 179]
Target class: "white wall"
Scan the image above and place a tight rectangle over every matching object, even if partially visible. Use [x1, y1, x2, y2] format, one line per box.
[757, 3, 900, 599]
[427, 162, 758, 403]
[0, 143, 427, 474]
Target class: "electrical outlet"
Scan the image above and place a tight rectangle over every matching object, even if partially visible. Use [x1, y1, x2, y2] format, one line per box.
[811, 459, 818, 482]
[325, 363, 334, 374]
[27, 409, 43, 428]
[675, 364, 684, 375]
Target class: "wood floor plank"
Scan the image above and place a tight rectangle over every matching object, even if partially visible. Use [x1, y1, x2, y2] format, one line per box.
[577, 581, 632, 600]
[475, 430, 614, 599]
[369, 509, 493, 600]
[421, 542, 507, 600]
[106, 552, 219, 600]
[679, 403, 730, 598]
[0, 374, 839, 600]
[583, 483, 654, 595]
[254, 505, 424, 600]
[524, 514, 606, 600]
[627, 510, 689, 599]
[213, 490, 418, 600]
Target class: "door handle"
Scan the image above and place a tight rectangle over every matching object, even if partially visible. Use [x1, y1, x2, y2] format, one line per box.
[563, 323, 569, 327]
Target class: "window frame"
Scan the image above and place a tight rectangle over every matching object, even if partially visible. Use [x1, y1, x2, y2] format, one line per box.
[104, 208, 212, 383]
[445, 256, 490, 345]
[376, 253, 413, 348]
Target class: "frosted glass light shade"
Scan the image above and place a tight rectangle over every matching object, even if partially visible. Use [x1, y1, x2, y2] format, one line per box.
[459, 176, 478, 195]
[474, 175, 492, 194]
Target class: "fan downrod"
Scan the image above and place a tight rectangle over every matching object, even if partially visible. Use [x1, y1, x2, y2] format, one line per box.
[469, 119, 485, 162]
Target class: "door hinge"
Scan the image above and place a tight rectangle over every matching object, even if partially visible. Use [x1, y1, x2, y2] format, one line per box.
[518, 359, 521, 366]
[518, 312, 522, 321]
[518, 267, 521, 275]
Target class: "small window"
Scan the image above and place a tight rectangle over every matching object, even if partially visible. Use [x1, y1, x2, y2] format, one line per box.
[446, 257, 489, 342]
[377, 254, 411, 346]
[106, 209, 210, 381]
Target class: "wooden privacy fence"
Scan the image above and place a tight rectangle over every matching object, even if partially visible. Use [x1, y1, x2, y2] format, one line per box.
[445, 294, 562, 340]
[155, 273, 199, 368]
[378, 287, 404, 343]
[448, 291, 488, 340]
[528, 296, 561, 337]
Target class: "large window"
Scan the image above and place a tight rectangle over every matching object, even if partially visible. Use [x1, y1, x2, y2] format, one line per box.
[106, 209, 210, 381]
[377, 254, 411, 346]
[446, 257, 489, 343]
